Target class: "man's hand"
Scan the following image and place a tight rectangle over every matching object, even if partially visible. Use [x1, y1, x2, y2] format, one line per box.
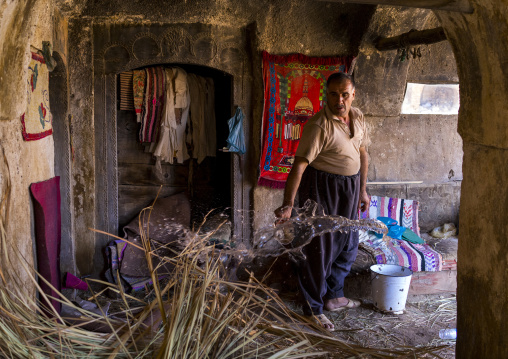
[274, 157, 309, 224]
[358, 146, 369, 212]
[274, 205, 292, 224]
[358, 190, 369, 212]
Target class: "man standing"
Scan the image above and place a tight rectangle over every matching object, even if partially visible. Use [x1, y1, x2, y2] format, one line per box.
[274, 72, 370, 331]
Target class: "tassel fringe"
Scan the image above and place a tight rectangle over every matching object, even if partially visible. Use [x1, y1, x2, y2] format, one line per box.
[257, 177, 286, 189]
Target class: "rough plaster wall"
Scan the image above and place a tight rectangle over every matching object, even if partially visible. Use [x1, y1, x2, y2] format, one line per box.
[435, 1, 508, 357]
[367, 115, 462, 182]
[0, 0, 56, 295]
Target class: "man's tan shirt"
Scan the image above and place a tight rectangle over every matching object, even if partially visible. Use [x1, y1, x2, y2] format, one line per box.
[295, 105, 370, 176]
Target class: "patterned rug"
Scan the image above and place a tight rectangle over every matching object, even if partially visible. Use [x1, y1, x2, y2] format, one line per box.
[257, 51, 355, 189]
[359, 195, 420, 236]
[21, 52, 53, 141]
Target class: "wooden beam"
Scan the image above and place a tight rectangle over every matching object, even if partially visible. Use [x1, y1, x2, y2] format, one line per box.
[367, 181, 424, 184]
[375, 27, 447, 51]
[316, 0, 473, 14]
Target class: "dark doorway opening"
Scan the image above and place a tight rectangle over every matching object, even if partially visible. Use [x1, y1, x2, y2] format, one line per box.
[116, 64, 233, 233]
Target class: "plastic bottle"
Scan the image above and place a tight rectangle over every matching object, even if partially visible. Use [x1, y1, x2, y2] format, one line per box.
[439, 328, 457, 340]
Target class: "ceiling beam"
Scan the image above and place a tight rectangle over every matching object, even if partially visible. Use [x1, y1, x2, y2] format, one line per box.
[375, 27, 447, 51]
[316, 0, 473, 14]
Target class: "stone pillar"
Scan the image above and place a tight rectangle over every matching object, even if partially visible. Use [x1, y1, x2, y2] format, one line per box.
[437, 2, 508, 357]
[68, 18, 96, 276]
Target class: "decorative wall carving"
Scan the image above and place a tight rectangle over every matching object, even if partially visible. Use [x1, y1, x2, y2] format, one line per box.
[132, 32, 161, 60]
[161, 27, 187, 56]
[96, 24, 247, 76]
[103, 44, 130, 73]
[190, 34, 218, 61]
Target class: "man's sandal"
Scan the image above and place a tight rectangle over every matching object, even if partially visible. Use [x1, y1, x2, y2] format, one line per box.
[307, 313, 334, 331]
[325, 298, 361, 312]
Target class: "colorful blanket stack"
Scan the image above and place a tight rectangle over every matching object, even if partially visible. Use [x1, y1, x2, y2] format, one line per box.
[358, 196, 443, 272]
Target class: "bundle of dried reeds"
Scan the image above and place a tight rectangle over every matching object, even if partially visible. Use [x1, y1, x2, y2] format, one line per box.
[0, 190, 448, 358]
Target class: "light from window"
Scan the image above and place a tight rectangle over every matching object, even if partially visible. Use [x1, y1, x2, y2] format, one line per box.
[401, 83, 459, 115]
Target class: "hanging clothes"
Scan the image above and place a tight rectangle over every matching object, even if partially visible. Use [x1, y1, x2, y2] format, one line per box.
[173, 68, 191, 163]
[119, 71, 134, 111]
[153, 67, 190, 164]
[140, 66, 165, 143]
[133, 69, 146, 123]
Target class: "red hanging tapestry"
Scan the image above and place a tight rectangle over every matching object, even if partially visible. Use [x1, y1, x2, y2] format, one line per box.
[258, 51, 355, 189]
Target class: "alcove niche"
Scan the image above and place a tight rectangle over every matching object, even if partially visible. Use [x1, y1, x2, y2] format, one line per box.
[116, 64, 233, 233]
[92, 24, 254, 273]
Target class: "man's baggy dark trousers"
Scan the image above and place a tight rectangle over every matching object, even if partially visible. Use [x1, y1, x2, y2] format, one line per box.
[297, 166, 360, 315]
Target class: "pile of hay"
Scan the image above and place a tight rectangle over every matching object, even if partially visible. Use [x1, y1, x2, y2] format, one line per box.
[0, 202, 446, 358]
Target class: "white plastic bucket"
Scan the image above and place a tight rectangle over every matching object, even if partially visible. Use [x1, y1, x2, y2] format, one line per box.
[370, 264, 413, 314]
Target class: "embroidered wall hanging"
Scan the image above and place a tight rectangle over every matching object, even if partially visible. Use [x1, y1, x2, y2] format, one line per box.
[258, 51, 354, 189]
[21, 52, 53, 141]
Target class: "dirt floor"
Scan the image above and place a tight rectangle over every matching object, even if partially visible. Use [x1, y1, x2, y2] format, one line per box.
[282, 292, 457, 358]
[72, 277, 457, 358]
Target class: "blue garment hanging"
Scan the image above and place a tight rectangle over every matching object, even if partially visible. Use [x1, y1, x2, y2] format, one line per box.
[226, 107, 246, 154]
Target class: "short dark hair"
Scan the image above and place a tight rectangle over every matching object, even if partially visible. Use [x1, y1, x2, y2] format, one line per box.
[326, 72, 355, 89]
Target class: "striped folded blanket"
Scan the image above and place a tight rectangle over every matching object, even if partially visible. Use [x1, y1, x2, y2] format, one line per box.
[105, 240, 167, 292]
[360, 238, 443, 272]
[357, 196, 442, 272]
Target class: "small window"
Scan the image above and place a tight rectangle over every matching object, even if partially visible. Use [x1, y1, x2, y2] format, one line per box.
[401, 83, 459, 115]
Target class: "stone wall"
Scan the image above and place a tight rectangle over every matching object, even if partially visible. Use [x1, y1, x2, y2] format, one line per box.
[0, 0, 67, 294]
[62, 2, 462, 275]
[65, 1, 376, 275]
[0, 0, 463, 280]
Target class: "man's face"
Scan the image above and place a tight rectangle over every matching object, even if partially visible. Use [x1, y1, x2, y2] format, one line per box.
[326, 79, 355, 118]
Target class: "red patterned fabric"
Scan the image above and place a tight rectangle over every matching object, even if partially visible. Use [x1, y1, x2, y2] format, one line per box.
[30, 176, 61, 316]
[258, 51, 355, 188]
[21, 52, 53, 141]
[140, 67, 165, 143]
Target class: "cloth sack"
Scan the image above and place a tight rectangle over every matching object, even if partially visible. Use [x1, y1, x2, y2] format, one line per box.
[226, 107, 246, 154]
[372, 217, 398, 238]
[401, 228, 425, 244]
[387, 225, 406, 240]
